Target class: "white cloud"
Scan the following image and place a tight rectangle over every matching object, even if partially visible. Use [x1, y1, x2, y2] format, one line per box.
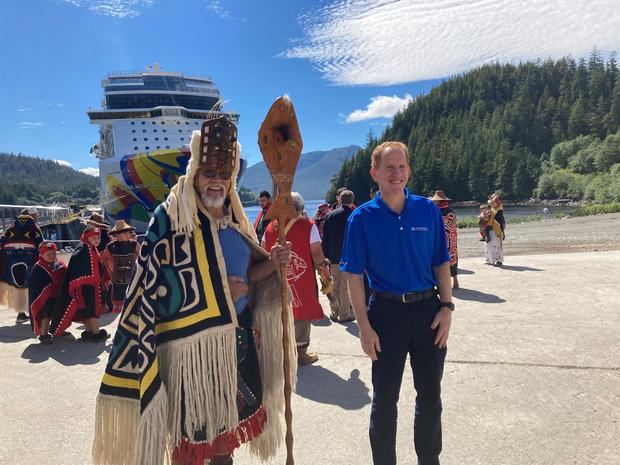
[53, 159, 72, 167]
[283, 0, 620, 86]
[206, 0, 231, 19]
[79, 167, 100, 177]
[19, 121, 43, 129]
[61, 0, 154, 18]
[346, 94, 413, 123]
[18, 107, 31, 112]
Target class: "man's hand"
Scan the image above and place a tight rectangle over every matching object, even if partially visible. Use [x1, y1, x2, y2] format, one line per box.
[359, 324, 381, 361]
[270, 241, 292, 267]
[431, 307, 452, 348]
[227, 276, 248, 302]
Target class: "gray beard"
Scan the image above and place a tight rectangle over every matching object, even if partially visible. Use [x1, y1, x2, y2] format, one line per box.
[199, 189, 226, 209]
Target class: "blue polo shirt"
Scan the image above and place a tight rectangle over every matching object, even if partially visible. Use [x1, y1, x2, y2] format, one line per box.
[340, 189, 450, 293]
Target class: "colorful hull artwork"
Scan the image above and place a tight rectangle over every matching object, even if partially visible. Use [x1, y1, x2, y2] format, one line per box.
[101, 148, 190, 233]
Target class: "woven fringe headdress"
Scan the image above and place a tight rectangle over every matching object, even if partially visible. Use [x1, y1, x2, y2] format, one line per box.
[166, 106, 257, 242]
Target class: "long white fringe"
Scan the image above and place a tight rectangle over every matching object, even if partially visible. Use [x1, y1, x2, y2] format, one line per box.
[249, 271, 298, 461]
[133, 388, 169, 465]
[157, 327, 238, 448]
[92, 394, 140, 465]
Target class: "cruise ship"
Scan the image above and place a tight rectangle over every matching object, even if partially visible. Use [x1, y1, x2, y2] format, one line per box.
[88, 67, 243, 233]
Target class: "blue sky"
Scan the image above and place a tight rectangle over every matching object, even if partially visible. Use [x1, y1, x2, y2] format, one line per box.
[1, 0, 618, 175]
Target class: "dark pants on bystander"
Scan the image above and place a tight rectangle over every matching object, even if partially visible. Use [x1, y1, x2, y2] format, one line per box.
[367, 293, 447, 465]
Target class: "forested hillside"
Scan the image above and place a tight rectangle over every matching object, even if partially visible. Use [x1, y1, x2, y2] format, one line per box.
[0, 153, 99, 205]
[328, 51, 620, 203]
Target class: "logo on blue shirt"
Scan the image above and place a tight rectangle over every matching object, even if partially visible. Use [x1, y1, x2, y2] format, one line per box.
[410, 226, 429, 232]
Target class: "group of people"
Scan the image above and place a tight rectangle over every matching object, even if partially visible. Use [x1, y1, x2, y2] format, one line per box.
[1, 114, 465, 465]
[0, 210, 141, 344]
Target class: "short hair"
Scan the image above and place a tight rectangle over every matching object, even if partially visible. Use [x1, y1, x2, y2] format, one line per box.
[291, 192, 304, 214]
[340, 190, 354, 205]
[479, 204, 489, 210]
[336, 187, 348, 196]
[371, 141, 408, 169]
[259, 191, 271, 199]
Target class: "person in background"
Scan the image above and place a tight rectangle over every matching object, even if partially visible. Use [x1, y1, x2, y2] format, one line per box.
[253, 190, 272, 242]
[0, 209, 43, 323]
[330, 187, 348, 210]
[478, 204, 491, 242]
[101, 220, 140, 313]
[322, 189, 356, 322]
[28, 242, 67, 344]
[341, 141, 453, 465]
[85, 212, 111, 253]
[311, 203, 331, 239]
[429, 190, 459, 289]
[50, 226, 109, 342]
[263, 192, 328, 366]
[486, 193, 506, 266]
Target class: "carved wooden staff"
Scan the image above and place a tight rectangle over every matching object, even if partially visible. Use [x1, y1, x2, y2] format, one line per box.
[258, 96, 302, 465]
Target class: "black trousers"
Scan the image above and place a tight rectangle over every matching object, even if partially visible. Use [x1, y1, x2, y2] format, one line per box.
[367, 293, 446, 465]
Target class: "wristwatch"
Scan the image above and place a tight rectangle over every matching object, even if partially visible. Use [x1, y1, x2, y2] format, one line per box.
[440, 302, 455, 311]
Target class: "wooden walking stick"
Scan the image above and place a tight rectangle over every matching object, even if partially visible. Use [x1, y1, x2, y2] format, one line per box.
[258, 96, 303, 465]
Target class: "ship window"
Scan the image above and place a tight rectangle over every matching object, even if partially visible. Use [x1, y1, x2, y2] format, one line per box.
[134, 146, 139, 150]
[133, 138, 137, 142]
[131, 130, 136, 133]
[152, 122, 156, 125]
[161, 121, 165, 125]
[141, 121, 145, 125]
[155, 137, 159, 141]
[166, 145, 170, 149]
[185, 122, 189, 125]
[163, 129, 166, 132]
[142, 129, 146, 133]
[178, 129, 182, 132]
[131, 121, 135, 125]
[145, 146, 150, 150]
[195, 122, 199, 125]
[164, 137, 168, 140]
[153, 129, 157, 133]
[157, 146, 161, 149]
[176, 121, 180, 124]
[144, 138, 148, 141]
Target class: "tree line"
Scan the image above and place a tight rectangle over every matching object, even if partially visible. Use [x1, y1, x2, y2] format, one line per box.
[328, 50, 620, 204]
[0, 153, 99, 206]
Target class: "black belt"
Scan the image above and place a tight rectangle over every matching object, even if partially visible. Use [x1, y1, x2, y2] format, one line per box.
[372, 288, 437, 303]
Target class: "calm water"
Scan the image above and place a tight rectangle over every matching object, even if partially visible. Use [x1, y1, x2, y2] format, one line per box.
[244, 200, 575, 223]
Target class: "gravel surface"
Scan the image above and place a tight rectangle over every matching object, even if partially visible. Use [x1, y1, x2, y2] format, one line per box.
[457, 212, 620, 258]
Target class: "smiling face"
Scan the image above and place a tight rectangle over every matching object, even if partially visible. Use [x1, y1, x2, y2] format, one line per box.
[194, 166, 231, 209]
[370, 146, 410, 197]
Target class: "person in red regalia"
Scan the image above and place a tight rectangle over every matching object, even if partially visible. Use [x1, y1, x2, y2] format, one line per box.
[28, 242, 67, 344]
[50, 227, 109, 342]
[262, 192, 329, 365]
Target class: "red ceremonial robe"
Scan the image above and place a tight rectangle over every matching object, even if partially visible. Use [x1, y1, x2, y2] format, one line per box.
[263, 217, 324, 321]
[28, 259, 67, 335]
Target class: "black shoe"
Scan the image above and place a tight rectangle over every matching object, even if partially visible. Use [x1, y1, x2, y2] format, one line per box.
[339, 316, 356, 323]
[329, 315, 339, 323]
[38, 334, 53, 345]
[494, 261, 503, 267]
[15, 312, 29, 323]
[92, 329, 110, 342]
[80, 330, 93, 341]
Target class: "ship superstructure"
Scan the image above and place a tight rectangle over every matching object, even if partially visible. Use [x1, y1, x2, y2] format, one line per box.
[88, 68, 240, 232]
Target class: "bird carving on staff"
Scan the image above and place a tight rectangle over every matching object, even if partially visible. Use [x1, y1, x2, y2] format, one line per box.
[258, 95, 303, 222]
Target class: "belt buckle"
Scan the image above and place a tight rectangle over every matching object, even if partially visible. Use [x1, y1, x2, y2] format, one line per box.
[401, 293, 407, 303]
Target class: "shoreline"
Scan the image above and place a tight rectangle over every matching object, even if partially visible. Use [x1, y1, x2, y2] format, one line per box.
[456, 212, 620, 258]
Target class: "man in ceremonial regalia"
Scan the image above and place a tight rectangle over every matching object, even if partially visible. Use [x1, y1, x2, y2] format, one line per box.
[101, 220, 140, 313]
[0, 209, 43, 323]
[92, 115, 296, 465]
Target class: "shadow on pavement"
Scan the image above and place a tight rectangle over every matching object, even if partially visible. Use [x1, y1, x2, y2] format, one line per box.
[0, 322, 35, 343]
[296, 366, 370, 410]
[453, 287, 506, 304]
[344, 321, 359, 338]
[21, 335, 111, 366]
[498, 264, 545, 272]
[312, 315, 332, 327]
[457, 268, 475, 275]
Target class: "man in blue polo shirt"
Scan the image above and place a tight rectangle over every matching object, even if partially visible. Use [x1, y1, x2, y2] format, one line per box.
[341, 141, 453, 465]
